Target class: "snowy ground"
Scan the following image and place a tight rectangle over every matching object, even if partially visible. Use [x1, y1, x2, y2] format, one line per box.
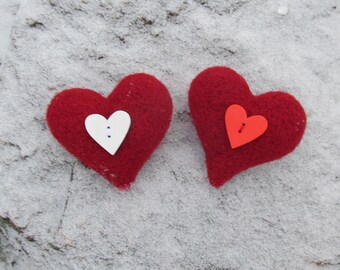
[1, 0, 340, 269]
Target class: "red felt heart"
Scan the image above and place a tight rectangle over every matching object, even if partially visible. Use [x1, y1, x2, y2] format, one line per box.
[47, 73, 173, 190]
[189, 67, 306, 188]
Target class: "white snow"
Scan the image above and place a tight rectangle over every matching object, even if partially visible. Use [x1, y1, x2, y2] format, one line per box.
[0, 0, 340, 269]
[277, 5, 289, 16]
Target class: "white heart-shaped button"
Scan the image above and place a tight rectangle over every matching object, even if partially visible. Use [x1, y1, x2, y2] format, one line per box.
[85, 110, 131, 155]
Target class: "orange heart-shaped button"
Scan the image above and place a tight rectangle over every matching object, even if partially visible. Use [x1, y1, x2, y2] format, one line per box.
[225, 104, 268, 149]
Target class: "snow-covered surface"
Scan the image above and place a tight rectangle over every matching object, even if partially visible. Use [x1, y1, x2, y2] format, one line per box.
[0, 0, 340, 269]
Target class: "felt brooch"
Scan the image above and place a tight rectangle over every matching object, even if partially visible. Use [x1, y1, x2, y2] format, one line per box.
[47, 73, 173, 190]
[189, 66, 306, 187]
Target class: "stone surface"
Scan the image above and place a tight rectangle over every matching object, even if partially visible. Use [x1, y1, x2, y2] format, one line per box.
[0, 0, 340, 269]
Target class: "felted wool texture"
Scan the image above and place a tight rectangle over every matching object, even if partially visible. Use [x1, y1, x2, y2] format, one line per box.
[46, 73, 173, 190]
[189, 66, 307, 188]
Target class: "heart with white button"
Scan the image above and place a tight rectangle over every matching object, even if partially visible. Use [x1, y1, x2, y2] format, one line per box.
[47, 73, 173, 190]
